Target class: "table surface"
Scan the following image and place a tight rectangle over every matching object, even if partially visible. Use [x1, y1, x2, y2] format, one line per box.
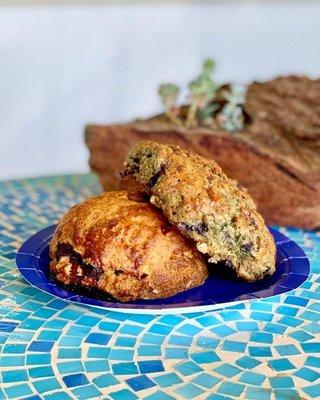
[0, 174, 319, 400]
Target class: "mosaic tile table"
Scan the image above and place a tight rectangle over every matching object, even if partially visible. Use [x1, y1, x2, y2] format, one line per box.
[0, 174, 319, 400]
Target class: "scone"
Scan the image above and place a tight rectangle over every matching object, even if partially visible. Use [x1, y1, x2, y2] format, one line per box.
[50, 191, 208, 302]
[122, 141, 276, 282]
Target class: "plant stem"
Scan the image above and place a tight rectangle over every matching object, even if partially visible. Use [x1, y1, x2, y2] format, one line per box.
[165, 111, 184, 127]
[186, 103, 198, 128]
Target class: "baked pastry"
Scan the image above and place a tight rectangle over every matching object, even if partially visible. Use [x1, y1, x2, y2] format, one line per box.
[50, 191, 208, 302]
[85, 75, 320, 229]
[122, 141, 276, 282]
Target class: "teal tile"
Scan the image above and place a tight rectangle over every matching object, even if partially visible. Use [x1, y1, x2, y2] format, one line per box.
[177, 323, 202, 336]
[72, 384, 102, 400]
[275, 344, 300, 356]
[191, 351, 220, 364]
[137, 345, 161, 357]
[44, 319, 68, 329]
[2, 369, 28, 383]
[196, 336, 219, 348]
[141, 333, 165, 345]
[29, 366, 54, 378]
[235, 356, 260, 369]
[58, 348, 81, 359]
[57, 361, 84, 374]
[218, 382, 245, 396]
[305, 356, 320, 368]
[294, 367, 320, 382]
[250, 332, 273, 343]
[269, 376, 295, 388]
[32, 377, 61, 393]
[99, 321, 120, 332]
[268, 359, 296, 371]
[109, 349, 134, 361]
[4, 383, 33, 399]
[263, 323, 286, 335]
[165, 347, 188, 359]
[196, 315, 221, 327]
[235, 321, 259, 331]
[250, 311, 273, 322]
[222, 340, 246, 352]
[93, 373, 119, 388]
[303, 383, 320, 399]
[115, 336, 136, 347]
[289, 330, 314, 342]
[154, 372, 182, 388]
[84, 360, 110, 373]
[149, 324, 174, 336]
[0, 355, 25, 366]
[109, 389, 138, 400]
[245, 387, 271, 400]
[120, 324, 144, 336]
[66, 326, 91, 337]
[112, 362, 138, 375]
[273, 389, 301, 400]
[175, 360, 203, 376]
[158, 315, 184, 326]
[248, 346, 272, 357]
[59, 335, 83, 347]
[214, 364, 241, 378]
[168, 335, 192, 347]
[191, 372, 219, 388]
[87, 347, 111, 358]
[58, 309, 84, 320]
[211, 325, 236, 337]
[27, 353, 51, 365]
[144, 391, 175, 400]
[37, 330, 61, 341]
[2, 343, 26, 353]
[44, 392, 73, 400]
[175, 383, 204, 399]
[76, 316, 101, 327]
[239, 371, 265, 385]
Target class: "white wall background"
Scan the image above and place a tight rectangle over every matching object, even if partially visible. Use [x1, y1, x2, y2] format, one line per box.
[1, 1, 320, 180]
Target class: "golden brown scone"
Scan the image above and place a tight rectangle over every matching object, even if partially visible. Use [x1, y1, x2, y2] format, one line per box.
[122, 141, 276, 282]
[50, 191, 208, 302]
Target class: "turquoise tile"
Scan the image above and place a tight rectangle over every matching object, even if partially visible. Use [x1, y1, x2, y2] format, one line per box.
[93, 373, 119, 388]
[99, 321, 120, 332]
[175, 360, 203, 376]
[44, 319, 68, 329]
[206, 395, 232, 400]
[219, 311, 244, 321]
[0, 355, 25, 366]
[72, 384, 102, 400]
[235, 321, 259, 331]
[138, 345, 161, 357]
[127, 314, 154, 324]
[175, 383, 204, 399]
[303, 383, 320, 399]
[277, 316, 302, 327]
[27, 353, 51, 365]
[245, 387, 271, 400]
[158, 315, 184, 326]
[250, 332, 273, 343]
[196, 336, 219, 348]
[235, 356, 260, 369]
[294, 367, 320, 382]
[141, 333, 165, 345]
[214, 364, 241, 378]
[2, 343, 27, 353]
[19, 318, 45, 330]
[276, 305, 299, 316]
[109, 349, 134, 361]
[4, 383, 33, 399]
[301, 342, 320, 353]
[191, 351, 220, 364]
[109, 389, 138, 400]
[59, 335, 83, 347]
[37, 330, 61, 341]
[269, 376, 295, 388]
[275, 344, 300, 356]
[84, 360, 110, 373]
[57, 361, 84, 374]
[248, 346, 273, 357]
[115, 336, 136, 348]
[154, 372, 182, 388]
[29, 366, 55, 378]
[268, 359, 296, 371]
[177, 323, 202, 336]
[2, 369, 28, 383]
[289, 330, 314, 342]
[58, 309, 84, 320]
[44, 392, 73, 400]
[211, 325, 236, 337]
[66, 326, 91, 337]
[218, 382, 245, 396]
[58, 348, 81, 359]
[112, 362, 139, 375]
[273, 389, 301, 400]
[149, 324, 174, 336]
[120, 324, 145, 336]
[196, 315, 221, 327]
[222, 340, 246, 352]
[168, 335, 192, 347]
[32, 377, 61, 393]
[87, 347, 111, 358]
[165, 347, 188, 359]
[250, 311, 273, 322]
[191, 372, 219, 388]
[32, 308, 57, 319]
[305, 356, 320, 368]
[144, 391, 175, 400]
[239, 371, 265, 385]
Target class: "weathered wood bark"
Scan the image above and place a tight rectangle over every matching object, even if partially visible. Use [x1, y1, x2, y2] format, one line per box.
[85, 76, 320, 229]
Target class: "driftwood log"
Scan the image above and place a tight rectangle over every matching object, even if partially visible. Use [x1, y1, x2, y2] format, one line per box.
[85, 76, 320, 229]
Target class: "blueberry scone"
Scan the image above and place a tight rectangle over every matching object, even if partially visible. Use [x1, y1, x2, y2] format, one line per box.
[50, 191, 208, 302]
[122, 141, 276, 282]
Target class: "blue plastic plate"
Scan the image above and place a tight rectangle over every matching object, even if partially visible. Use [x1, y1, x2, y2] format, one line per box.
[16, 226, 310, 314]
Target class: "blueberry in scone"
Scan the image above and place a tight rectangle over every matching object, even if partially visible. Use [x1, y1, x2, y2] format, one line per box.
[50, 191, 208, 302]
[122, 141, 276, 282]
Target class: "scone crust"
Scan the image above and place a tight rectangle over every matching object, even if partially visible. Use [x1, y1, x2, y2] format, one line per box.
[122, 141, 276, 281]
[50, 191, 208, 301]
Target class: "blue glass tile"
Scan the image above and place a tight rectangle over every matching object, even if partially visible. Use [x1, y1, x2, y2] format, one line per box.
[245, 387, 271, 400]
[44, 392, 73, 400]
[85, 333, 111, 345]
[76, 315, 101, 327]
[248, 346, 273, 357]
[177, 323, 202, 336]
[87, 347, 111, 358]
[29, 366, 55, 378]
[206, 395, 232, 400]
[175, 360, 203, 376]
[275, 344, 300, 356]
[137, 345, 161, 357]
[263, 323, 287, 335]
[196, 315, 221, 327]
[99, 321, 120, 332]
[126, 375, 156, 391]
[109, 349, 134, 361]
[235, 321, 259, 331]
[0, 355, 25, 366]
[58, 348, 82, 359]
[276, 305, 299, 316]
[149, 324, 174, 336]
[24, 396, 42, 400]
[294, 367, 320, 382]
[269, 376, 295, 388]
[27, 354, 51, 365]
[168, 335, 192, 346]
[273, 389, 301, 400]
[191, 351, 220, 363]
[305, 356, 320, 368]
[268, 359, 296, 371]
[219, 311, 244, 321]
[214, 364, 241, 378]
[28, 340, 54, 352]
[72, 384, 102, 400]
[301, 342, 320, 353]
[32, 377, 61, 393]
[138, 360, 164, 373]
[66, 325, 91, 337]
[144, 391, 175, 400]
[218, 382, 245, 396]
[141, 333, 165, 345]
[2, 369, 28, 382]
[58, 309, 84, 320]
[250, 311, 273, 322]
[165, 347, 189, 360]
[63, 373, 89, 387]
[289, 330, 314, 342]
[109, 389, 138, 400]
[158, 315, 184, 326]
[191, 372, 219, 388]
[284, 295, 309, 306]
[222, 340, 246, 352]
[93, 373, 119, 388]
[57, 361, 84, 374]
[84, 360, 110, 373]
[2, 343, 26, 353]
[239, 371, 265, 385]
[250, 301, 273, 311]
[4, 383, 33, 399]
[235, 356, 260, 369]
[120, 324, 144, 336]
[44, 319, 68, 329]
[58, 335, 82, 347]
[115, 336, 136, 347]
[302, 383, 320, 399]
[277, 316, 302, 327]
[32, 308, 57, 319]
[304, 322, 320, 334]
[127, 314, 154, 324]
[37, 330, 61, 341]
[211, 325, 236, 337]
[112, 362, 139, 375]
[175, 383, 204, 399]
[153, 372, 182, 388]
[250, 331, 273, 343]
[0, 321, 18, 332]
[197, 336, 219, 348]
